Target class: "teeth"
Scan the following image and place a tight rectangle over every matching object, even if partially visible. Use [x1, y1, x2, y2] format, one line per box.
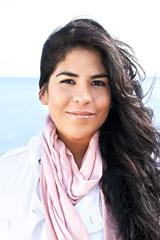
[74, 114, 89, 117]
[69, 113, 92, 119]
[78, 115, 90, 118]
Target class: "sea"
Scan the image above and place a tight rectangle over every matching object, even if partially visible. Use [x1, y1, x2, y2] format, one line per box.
[0, 77, 160, 157]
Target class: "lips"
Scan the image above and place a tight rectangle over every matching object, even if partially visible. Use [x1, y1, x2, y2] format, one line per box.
[66, 111, 95, 119]
[67, 111, 94, 115]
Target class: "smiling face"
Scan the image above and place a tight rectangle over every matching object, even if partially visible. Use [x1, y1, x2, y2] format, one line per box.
[40, 47, 111, 146]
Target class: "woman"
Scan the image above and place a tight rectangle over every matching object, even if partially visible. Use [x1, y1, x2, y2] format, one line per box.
[0, 18, 160, 240]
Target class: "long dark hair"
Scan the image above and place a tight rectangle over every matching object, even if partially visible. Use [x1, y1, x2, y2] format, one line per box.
[39, 18, 160, 239]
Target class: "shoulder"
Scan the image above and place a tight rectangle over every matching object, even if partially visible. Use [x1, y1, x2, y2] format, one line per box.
[0, 134, 42, 203]
[0, 135, 42, 183]
[0, 134, 41, 165]
[0, 146, 31, 179]
[0, 146, 29, 164]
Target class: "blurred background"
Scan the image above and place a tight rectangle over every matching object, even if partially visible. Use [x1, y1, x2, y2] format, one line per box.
[0, 0, 160, 156]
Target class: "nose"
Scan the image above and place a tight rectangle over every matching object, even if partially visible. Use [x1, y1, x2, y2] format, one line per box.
[73, 85, 92, 105]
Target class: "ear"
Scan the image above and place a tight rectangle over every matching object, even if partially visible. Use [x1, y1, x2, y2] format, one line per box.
[39, 84, 48, 105]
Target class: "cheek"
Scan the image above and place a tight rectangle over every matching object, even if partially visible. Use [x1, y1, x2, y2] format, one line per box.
[48, 92, 70, 113]
[97, 94, 111, 113]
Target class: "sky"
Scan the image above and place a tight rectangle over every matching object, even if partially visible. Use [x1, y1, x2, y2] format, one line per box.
[0, 0, 160, 77]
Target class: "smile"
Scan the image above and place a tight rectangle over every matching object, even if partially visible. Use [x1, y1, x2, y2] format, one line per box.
[66, 111, 95, 120]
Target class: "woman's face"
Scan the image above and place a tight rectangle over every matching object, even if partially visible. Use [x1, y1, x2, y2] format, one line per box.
[40, 47, 111, 144]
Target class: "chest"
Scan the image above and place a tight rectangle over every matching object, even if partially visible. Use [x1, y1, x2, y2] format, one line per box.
[0, 170, 103, 240]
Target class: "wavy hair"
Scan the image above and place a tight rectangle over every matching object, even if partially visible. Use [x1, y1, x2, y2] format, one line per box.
[39, 18, 160, 239]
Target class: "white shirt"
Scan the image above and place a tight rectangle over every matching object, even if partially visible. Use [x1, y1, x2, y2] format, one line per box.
[0, 135, 104, 240]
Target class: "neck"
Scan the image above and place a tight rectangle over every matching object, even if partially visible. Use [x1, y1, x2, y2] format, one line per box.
[69, 141, 88, 168]
[57, 132, 91, 168]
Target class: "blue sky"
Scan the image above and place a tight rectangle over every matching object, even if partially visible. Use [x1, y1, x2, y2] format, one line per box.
[0, 0, 160, 77]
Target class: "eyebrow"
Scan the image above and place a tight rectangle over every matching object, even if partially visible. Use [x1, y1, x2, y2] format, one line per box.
[56, 71, 109, 79]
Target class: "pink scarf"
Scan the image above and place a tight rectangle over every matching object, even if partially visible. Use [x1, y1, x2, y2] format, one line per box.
[40, 115, 118, 240]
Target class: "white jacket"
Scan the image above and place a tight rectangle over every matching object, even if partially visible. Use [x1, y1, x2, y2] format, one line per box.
[0, 135, 104, 240]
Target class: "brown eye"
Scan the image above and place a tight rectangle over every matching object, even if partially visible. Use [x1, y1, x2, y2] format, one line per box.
[91, 81, 106, 86]
[60, 79, 75, 84]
